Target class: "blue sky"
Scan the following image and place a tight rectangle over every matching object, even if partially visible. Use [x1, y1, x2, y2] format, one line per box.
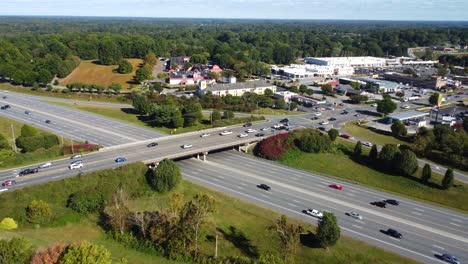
[2, 0, 467, 21]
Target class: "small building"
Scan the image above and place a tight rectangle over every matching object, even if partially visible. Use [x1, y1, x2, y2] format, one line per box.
[387, 110, 430, 125]
[198, 80, 277, 97]
[274, 91, 298, 103]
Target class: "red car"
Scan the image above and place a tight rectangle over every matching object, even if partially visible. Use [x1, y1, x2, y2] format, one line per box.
[2, 180, 16, 187]
[339, 134, 350, 139]
[329, 184, 343, 190]
[458, 91, 465, 95]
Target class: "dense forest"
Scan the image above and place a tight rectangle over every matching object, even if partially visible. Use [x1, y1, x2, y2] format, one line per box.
[0, 17, 467, 86]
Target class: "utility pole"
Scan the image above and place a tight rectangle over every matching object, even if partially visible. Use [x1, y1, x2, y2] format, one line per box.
[214, 232, 218, 258]
[10, 124, 17, 153]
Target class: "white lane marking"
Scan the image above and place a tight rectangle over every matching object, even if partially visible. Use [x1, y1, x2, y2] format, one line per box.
[236, 186, 244, 190]
[192, 171, 199, 175]
[245, 164, 253, 167]
[260, 194, 269, 198]
[197, 169, 203, 172]
[291, 177, 299, 181]
[346, 193, 355, 196]
[355, 220, 366, 225]
[451, 218, 463, 223]
[449, 222, 461, 227]
[352, 224, 362, 229]
[432, 245, 444, 250]
[184, 174, 446, 264]
[52, 176, 61, 179]
[431, 250, 441, 255]
[292, 199, 301, 203]
[412, 212, 422, 216]
[414, 207, 425, 212]
[240, 182, 248, 186]
[217, 175, 225, 179]
[287, 203, 298, 208]
[349, 189, 358, 193]
[212, 178, 220, 182]
[321, 181, 328, 185]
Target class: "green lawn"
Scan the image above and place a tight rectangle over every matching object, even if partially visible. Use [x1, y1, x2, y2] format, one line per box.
[280, 147, 468, 213]
[0, 163, 418, 264]
[254, 107, 305, 116]
[343, 121, 407, 146]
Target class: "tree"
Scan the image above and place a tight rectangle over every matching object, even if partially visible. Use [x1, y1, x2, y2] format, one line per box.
[147, 159, 182, 193]
[377, 144, 400, 171]
[321, 84, 334, 96]
[135, 66, 152, 83]
[58, 241, 111, 264]
[0, 218, 18, 230]
[275, 99, 286, 109]
[182, 102, 203, 127]
[129, 211, 152, 239]
[395, 91, 405, 98]
[211, 110, 222, 123]
[421, 164, 432, 183]
[316, 212, 340, 249]
[305, 88, 314, 96]
[20, 124, 39, 138]
[264, 88, 274, 97]
[26, 200, 52, 224]
[269, 215, 302, 263]
[328, 129, 339, 141]
[98, 38, 121, 65]
[31, 243, 66, 264]
[463, 117, 468, 132]
[391, 120, 407, 137]
[0, 237, 35, 264]
[353, 141, 362, 156]
[108, 83, 122, 93]
[350, 81, 361, 90]
[116, 59, 133, 74]
[104, 188, 130, 234]
[377, 95, 397, 116]
[429, 92, 440, 106]
[144, 52, 158, 66]
[171, 110, 184, 128]
[169, 193, 184, 218]
[223, 110, 234, 120]
[349, 95, 369, 104]
[299, 84, 308, 95]
[68, 188, 105, 214]
[369, 144, 378, 162]
[295, 129, 331, 153]
[290, 86, 299, 93]
[393, 149, 418, 176]
[442, 168, 454, 189]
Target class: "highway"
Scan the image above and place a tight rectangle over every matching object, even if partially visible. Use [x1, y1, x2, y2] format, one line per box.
[179, 151, 468, 264]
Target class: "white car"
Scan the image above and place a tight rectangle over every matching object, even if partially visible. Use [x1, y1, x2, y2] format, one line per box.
[347, 212, 363, 220]
[246, 128, 257, 133]
[181, 144, 193, 149]
[38, 162, 52, 169]
[314, 112, 322, 116]
[362, 141, 373, 147]
[304, 209, 323, 219]
[70, 154, 82, 159]
[260, 127, 268, 131]
[371, 103, 378, 107]
[200, 133, 210, 138]
[319, 121, 329, 125]
[401, 105, 410, 109]
[272, 124, 282, 129]
[238, 133, 248, 138]
[69, 161, 83, 170]
[220, 130, 233, 136]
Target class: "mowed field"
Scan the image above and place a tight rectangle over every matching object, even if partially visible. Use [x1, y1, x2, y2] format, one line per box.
[60, 59, 143, 89]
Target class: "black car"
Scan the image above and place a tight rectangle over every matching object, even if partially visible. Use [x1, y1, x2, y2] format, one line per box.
[255, 133, 265, 137]
[1, 105, 11, 110]
[329, 117, 337, 121]
[45, 120, 52, 124]
[2, 96, 6, 99]
[257, 184, 271, 191]
[385, 199, 399, 206]
[312, 116, 319, 120]
[371, 201, 387, 208]
[147, 142, 158, 147]
[386, 229, 402, 239]
[280, 118, 289, 123]
[243, 122, 252, 127]
[19, 168, 39, 176]
[318, 127, 326, 131]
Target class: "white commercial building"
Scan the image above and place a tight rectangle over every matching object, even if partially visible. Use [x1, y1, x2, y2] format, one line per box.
[271, 64, 354, 78]
[305, 56, 387, 68]
[198, 80, 276, 97]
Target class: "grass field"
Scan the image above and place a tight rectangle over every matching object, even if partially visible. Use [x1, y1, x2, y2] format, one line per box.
[60, 59, 143, 89]
[280, 144, 468, 212]
[254, 107, 305, 116]
[343, 121, 407, 146]
[0, 163, 418, 264]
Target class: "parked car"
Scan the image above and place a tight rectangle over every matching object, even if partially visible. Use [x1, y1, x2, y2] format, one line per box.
[339, 134, 351, 139]
[385, 199, 400, 206]
[243, 122, 253, 127]
[346, 212, 363, 220]
[320, 121, 329, 125]
[280, 118, 289, 123]
[1, 105, 11, 110]
[24, 111, 31, 115]
[2, 180, 16, 187]
[401, 105, 410, 109]
[371, 201, 387, 208]
[1, 96, 6, 99]
[238, 133, 248, 138]
[312, 116, 319, 120]
[329, 117, 337, 121]
[255, 133, 265, 137]
[246, 128, 257, 133]
[272, 124, 282, 129]
[115, 157, 127, 163]
[362, 141, 373, 147]
[38, 162, 52, 169]
[257, 184, 271, 191]
[354, 114, 361, 117]
[441, 254, 461, 264]
[304, 209, 323, 219]
[329, 184, 343, 190]
[70, 154, 82, 159]
[220, 130, 233, 136]
[314, 112, 322, 116]
[147, 142, 158, 147]
[386, 228, 402, 239]
[200, 133, 210, 138]
[260, 127, 268, 131]
[181, 144, 193, 149]
[371, 103, 378, 107]
[18, 168, 39, 176]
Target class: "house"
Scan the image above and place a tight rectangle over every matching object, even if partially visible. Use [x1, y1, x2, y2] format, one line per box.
[168, 56, 191, 70]
[168, 63, 223, 85]
[198, 80, 276, 97]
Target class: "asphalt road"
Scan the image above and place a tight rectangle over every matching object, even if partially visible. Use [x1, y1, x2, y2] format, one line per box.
[0, 90, 164, 146]
[178, 151, 468, 264]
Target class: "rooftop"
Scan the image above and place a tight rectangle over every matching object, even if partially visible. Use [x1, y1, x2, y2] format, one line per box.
[388, 110, 429, 121]
[204, 80, 275, 91]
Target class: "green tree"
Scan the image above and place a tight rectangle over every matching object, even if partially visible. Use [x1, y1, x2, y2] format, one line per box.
[377, 94, 397, 116]
[26, 200, 52, 224]
[108, 83, 122, 93]
[223, 110, 234, 120]
[442, 168, 454, 189]
[275, 99, 286, 109]
[269, 215, 303, 263]
[264, 88, 274, 97]
[0, 237, 35, 264]
[463, 117, 468, 132]
[295, 129, 331, 153]
[20, 124, 39, 138]
[391, 120, 407, 137]
[134, 65, 152, 83]
[116, 59, 133, 74]
[147, 159, 182, 193]
[349, 95, 369, 104]
[98, 38, 121, 65]
[58, 241, 111, 264]
[290, 86, 299, 93]
[316, 212, 341, 249]
[211, 110, 222, 122]
[353, 141, 362, 156]
[350, 81, 361, 90]
[144, 52, 158, 66]
[393, 149, 418, 176]
[299, 84, 308, 94]
[171, 110, 184, 128]
[421, 164, 432, 183]
[305, 88, 314, 96]
[321, 84, 334, 96]
[428, 92, 441, 107]
[328, 129, 339, 141]
[182, 102, 203, 127]
[378, 144, 400, 171]
[68, 188, 105, 214]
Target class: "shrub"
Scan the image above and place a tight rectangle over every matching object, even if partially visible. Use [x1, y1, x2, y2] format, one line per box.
[0, 217, 18, 230]
[442, 169, 454, 189]
[327, 129, 339, 141]
[294, 129, 331, 153]
[377, 144, 400, 171]
[421, 164, 432, 182]
[58, 241, 111, 264]
[391, 120, 407, 137]
[0, 237, 35, 264]
[117, 59, 133, 74]
[353, 141, 362, 156]
[146, 159, 182, 193]
[68, 188, 105, 214]
[392, 149, 418, 176]
[255, 133, 293, 160]
[26, 200, 52, 224]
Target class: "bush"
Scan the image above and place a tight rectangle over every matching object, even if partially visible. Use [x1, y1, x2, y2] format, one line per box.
[294, 129, 331, 153]
[117, 59, 133, 74]
[377, 144, 400, 171]
[392, 149, 418, 176]
[255, 133, 293, 160]
[353, 141, 362, 156]
[391, 120, 407, 137]
[328, 129, 339, 141]
[146, 159, 182, 193]
[442, 169, 454, 189]
[0, 217, 18, 230]
[68, 188, 105, 214]
[421, 164, 432, 182]
[0, 237, 35, 264]
[26, 200, 52, 224]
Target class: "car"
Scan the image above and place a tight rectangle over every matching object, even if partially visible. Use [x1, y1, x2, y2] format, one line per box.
[200, 133, 210, 138]
[385, 199, 399, 206]
[362, 141, 373, 147]
[371, 201, 387, 208]
[457, 91, 464, 95]
[329, 117, 336, 121]
[246, 128, 257, 133]
[238, 133, 248, 138]
[319, 121, 329, 125]
[2, 180, 16, 187]
[69, 162, 83, 170]
[401, 105, 410, 109]
[24, 111, 31, 115]
[220, 130, 233, 136]
[181, 144, 193, 149]
[280, 118, 289, 123]
[312, 116, 319, 120]
[38, 162, 52, 169]
[272, 124, 282, 129]
[339, 134, 350, 139]
[304, 209, 323, 219]
[329, 184, 343, 190]
[346, 212, 363, 220]
[255, 133, 265, 137]
[318, 126, 326, 131]
[115, 157, 127, 163]
[45, 120, 52, 124]
[257, 184, 271, 191]
[1, 104, 11, 110]
[354, 114, 361, 117]
[70, 154, 82, 159]
[441, 254, 461, 264]
[314, 112, 322, 116]
[260, 127, 268, 131]
[243, 122, 253, 127]
[371, 103, 378, 107]
[147, 142, 159, 147]
[18, 168, 39, 176]
[1, 96, 6, 99]
[386, 228, 402, 239]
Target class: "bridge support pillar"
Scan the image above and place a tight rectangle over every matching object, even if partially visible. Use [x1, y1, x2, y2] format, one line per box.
[203, 152, 208, 162]
[196, 154, 200, 160]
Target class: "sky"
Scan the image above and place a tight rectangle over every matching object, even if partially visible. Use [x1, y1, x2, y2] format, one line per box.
[1, 0, 467, 21]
